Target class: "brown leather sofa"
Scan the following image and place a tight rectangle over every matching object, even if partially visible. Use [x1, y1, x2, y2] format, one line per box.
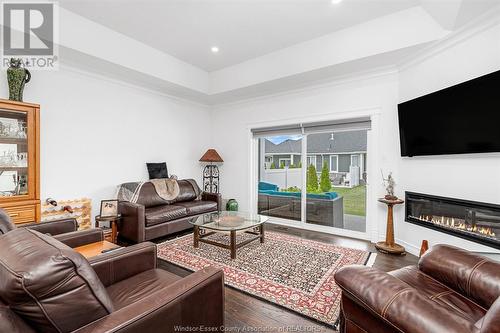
[334, 244, 500, 333]
[0, 207, 103, 248]
[0, 228, 225, 332]
[119, 179, 221, 243]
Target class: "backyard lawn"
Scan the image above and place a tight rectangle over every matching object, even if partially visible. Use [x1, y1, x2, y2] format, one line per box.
[332, 185, 366, 216]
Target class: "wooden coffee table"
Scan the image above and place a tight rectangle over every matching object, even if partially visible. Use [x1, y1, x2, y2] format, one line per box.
[74, 240, 120, 258]
[190, 211, 268, 259]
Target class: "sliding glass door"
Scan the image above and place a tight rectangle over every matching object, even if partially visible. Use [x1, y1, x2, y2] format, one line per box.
[257, 134, 303, 224]
[254, 119, 370, 237]
[305, 131, 367, 233]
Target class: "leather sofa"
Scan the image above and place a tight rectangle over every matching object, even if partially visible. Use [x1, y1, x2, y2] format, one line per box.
[0, 228, 225, 332]
[119, 179, 221, 243]
[334, 244, 500, 333]
[0, 207, 103, 248]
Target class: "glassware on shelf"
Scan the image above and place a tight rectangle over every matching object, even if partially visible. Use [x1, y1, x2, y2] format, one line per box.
[0, 119, 27, 139]
[17, 152, 28, 167]
[0, 151, 28, 167]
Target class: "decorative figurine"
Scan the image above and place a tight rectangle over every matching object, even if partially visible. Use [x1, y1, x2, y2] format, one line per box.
[7, 58, 31, 102]
[381, 170, 398, 200]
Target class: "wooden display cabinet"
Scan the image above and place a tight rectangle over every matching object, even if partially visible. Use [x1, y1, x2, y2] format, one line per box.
[0, 99, 40, 224]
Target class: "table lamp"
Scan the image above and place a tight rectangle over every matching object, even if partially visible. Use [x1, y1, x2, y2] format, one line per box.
[199, 149, 223, 193]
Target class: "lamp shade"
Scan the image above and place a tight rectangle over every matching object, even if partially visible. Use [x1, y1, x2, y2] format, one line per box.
[199, 149, 223, 163]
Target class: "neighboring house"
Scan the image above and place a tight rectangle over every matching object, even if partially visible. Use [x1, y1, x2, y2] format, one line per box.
[263, 131, 367, 181]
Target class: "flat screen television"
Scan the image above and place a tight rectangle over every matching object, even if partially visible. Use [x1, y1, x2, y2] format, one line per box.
[398, 70, 500, 157]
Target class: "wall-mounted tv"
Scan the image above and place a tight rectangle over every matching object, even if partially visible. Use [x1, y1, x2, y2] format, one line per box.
[398, 70, 500, 157]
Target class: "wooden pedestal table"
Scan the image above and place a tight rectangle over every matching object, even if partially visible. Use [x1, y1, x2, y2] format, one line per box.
[376, 198, 406, 255]
[95, 214, 121, 244]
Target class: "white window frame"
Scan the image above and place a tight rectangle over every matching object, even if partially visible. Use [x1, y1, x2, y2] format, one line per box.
[329, 155, 338, 172]
[307, 155, 316, 167]
[351, 154, 360, 167]
[278, 158, 292, 167]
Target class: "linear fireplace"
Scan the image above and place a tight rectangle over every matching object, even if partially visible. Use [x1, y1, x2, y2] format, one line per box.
[405, 192, 500, 249]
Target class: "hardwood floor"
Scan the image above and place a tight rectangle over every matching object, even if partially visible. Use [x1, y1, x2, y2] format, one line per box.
[158, 223, 418, 332]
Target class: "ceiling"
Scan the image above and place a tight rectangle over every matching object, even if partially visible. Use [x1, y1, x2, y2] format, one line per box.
[59, 0, 421, 72]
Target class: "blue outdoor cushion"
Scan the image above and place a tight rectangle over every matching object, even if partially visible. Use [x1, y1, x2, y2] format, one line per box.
[259, 190, 338, 200]
[258, 182, 279, 191]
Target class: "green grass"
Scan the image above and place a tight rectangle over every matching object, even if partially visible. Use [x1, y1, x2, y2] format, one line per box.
[278, 184, 367, 217]
[332, 185, 366, 216]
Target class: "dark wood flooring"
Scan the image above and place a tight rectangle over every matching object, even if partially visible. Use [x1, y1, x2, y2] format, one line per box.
[158, 223, 418, 332]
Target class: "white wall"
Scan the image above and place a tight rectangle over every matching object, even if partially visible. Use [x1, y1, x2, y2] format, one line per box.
[0, 66, 211, 220]
[212, 19, 500, 255]
[212, 71, 400, 244]
[396, 20, 500, 254]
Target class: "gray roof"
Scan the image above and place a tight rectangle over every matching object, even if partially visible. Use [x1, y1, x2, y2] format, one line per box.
[264, 130, 367, 154]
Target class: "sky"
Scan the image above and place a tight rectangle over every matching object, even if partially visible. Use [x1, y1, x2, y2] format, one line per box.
[267, 135, 302, 144]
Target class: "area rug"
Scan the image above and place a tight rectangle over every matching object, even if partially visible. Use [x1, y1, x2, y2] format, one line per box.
[157, 231, 374, 328]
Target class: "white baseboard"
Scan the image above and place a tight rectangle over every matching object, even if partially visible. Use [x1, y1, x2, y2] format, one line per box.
[366, 253, 377, 267]
[395, 238, 420, 256]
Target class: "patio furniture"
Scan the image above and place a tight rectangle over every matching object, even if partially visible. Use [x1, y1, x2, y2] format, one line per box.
[344, 172, 351, 187]
[257, 185, 344, 228]
[190, 211, 268, 259]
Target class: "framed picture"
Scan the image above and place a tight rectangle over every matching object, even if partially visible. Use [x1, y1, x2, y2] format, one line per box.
[100, 199, 118, 218]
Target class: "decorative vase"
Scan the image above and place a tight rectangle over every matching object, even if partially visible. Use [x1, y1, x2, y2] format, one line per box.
[7, 58, 31, 102]
[226, 199, 238, 211]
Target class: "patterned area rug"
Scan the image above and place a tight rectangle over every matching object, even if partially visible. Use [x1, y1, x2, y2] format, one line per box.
[157, 231, 372, 327]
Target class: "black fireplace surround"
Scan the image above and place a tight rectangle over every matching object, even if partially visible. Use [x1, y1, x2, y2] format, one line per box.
[405, 192, 500, 249]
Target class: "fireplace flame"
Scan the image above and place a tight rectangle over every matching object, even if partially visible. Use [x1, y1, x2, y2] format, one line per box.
[415, 215, 496, 238]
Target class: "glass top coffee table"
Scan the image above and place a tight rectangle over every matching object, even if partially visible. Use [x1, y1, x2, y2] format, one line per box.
[189, 211, 268, 259]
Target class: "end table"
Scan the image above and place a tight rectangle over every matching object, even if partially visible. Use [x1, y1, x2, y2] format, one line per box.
[375, 198, 406, 255]
[95, 214, 121, 244]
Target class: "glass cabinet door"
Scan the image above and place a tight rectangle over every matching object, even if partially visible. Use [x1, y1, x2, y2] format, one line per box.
[0, 109, 30, 198]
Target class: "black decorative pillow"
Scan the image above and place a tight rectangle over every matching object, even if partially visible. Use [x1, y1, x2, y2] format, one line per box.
[146, 162, 169, 179]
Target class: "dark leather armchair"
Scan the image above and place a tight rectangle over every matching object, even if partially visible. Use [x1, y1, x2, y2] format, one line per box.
[0, 228, 225, 333]
[0, 207, 103, 248]
[334, 244, 500, 333]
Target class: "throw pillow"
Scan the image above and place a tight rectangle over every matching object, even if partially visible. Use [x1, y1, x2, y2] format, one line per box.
[146, 162, 169, 179]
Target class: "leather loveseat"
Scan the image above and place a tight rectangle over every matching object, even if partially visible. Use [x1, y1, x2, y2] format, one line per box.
[334, 244, 500, 333]
[119, 179, 221, 243]
[0, 228, 225, 332]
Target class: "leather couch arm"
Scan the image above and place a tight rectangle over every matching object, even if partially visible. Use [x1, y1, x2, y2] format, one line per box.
[118, 201, 145, 243]
[335, 265, 477, 333]
[22, 218, 78, 235]
[53, 228, 104, 248]
[73, 267, 225, 333]
[480, 297, 500, 333]
[88, 242, 156, 287]
[202, 192, 222, 211]
[418, 244, 500, 309]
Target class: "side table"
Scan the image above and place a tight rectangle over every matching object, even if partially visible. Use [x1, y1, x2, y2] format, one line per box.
[375, 198, 406, 255]
[95, 214, 121, 244]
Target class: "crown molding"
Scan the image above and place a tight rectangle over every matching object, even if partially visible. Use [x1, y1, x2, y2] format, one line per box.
[58, 62, 210, 109]
[398, 5, 500, 71]
[212, 66, 398, 109]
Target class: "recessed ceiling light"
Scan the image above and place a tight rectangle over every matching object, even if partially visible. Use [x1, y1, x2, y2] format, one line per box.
[211, 46, 219, 53]
[331, 0, 343, 4]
